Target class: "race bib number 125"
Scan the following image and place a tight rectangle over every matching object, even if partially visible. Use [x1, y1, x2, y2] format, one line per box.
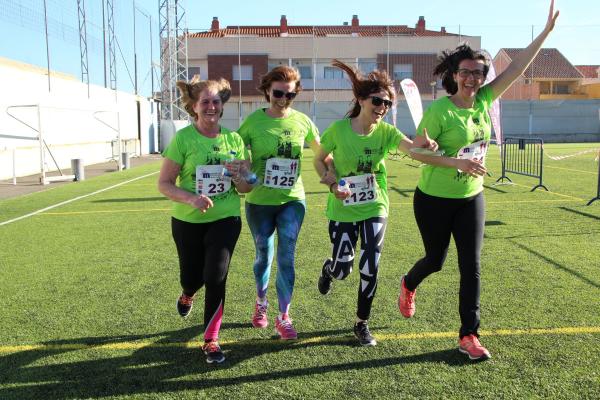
[264, 158, 299, 189]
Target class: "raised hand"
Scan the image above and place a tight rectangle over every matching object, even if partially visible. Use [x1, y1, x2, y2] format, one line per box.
[545, 0, 560, 33]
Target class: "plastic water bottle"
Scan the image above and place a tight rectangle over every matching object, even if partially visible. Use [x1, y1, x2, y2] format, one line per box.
[243, 170, 258, 185]
[337, 179, 351, 194]
[223, 150, 236, 177]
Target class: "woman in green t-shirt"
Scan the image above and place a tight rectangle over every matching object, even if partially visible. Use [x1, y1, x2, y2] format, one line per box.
[158, 77, 252, 364]
[398, 0, 559, 361]
[313, 60, 437, 346]
[238, 66, 326, 340]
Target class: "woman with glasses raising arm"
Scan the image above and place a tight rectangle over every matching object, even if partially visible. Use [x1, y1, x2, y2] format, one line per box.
[238, 65, 329, 340]
[313, 59, 437, 346]
[397, 0, 559, 361]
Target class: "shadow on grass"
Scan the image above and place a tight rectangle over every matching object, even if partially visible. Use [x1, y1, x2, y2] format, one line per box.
[389, 187, 415, 198]
[559, 206, 600, 222]
[483, 184, 508, 193]
[0, 326, 470, 399]
[511, 240, 600, 289]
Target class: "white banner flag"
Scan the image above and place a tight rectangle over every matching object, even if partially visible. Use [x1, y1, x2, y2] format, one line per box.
[482, 50, 502, 148]
[400, 79, 423, 131]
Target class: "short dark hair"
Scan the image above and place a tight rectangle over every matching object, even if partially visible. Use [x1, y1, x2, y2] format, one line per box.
[331, 59, 395, 118]
[434, 44, 490, 95]
[258, 66, 303, 102]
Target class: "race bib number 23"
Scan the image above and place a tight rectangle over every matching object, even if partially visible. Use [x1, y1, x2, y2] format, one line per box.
[195, 165, 231, 197]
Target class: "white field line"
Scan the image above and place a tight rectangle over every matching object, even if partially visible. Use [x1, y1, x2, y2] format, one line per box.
[0, 171, 159, 227]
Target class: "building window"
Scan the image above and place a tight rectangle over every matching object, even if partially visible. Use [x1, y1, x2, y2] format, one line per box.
[297, 65, 313, 79]
[324, 66, 344, 79]
[358, 61, 377, 74]
[554, 84, 570, 94]
[233, 65, 253, 80]
[393, 64, 413, 80]
[187, 67, 201, 80]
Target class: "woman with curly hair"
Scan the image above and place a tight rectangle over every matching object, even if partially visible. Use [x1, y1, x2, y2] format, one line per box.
[158, 76, 252, 364]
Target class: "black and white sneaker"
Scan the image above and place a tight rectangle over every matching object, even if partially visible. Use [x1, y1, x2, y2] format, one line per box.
[176, 293, 194, 318]
[318, 258, 333, 295]
[202, 341, 225, 364]
[353, 321, 377, 346]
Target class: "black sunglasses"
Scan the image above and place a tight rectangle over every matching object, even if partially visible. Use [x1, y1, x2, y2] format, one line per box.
[272, 89, 297, 100]
[368, 96, 393, 108]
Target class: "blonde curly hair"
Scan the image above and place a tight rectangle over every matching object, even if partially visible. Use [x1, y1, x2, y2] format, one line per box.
[176, 76, 232, 119]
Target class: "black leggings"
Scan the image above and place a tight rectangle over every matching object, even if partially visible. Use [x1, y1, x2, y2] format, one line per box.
[325, 217, 387, 321]
[405, 188, 485, 338]
[171, 216, 241, 341]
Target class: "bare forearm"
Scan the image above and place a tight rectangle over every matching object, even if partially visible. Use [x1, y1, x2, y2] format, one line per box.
[411, 153, 457, 169]
[158, 181, 195, 206]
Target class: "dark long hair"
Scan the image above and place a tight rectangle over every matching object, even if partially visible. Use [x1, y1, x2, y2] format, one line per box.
[434, 44, 490, 95]
[332, 59, 395, 118]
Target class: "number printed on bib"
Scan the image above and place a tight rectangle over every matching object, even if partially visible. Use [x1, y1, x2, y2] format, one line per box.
[342, 173, 378, 206]
[195, 165, 231, 197]
[264, 158, 299, 189]
[457, 140, 489, 164]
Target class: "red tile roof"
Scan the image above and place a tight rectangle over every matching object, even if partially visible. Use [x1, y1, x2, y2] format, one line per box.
[575, 65, 600, 78]
[188, 25, 456, 38]
[499, 48, 583, 79]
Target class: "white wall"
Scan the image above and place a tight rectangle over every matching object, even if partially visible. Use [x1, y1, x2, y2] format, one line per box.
[0, 60, 158, 180]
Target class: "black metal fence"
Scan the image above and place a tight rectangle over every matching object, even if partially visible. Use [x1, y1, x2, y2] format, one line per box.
[496, 137, 548, 192]
[588, 150, 600, 206]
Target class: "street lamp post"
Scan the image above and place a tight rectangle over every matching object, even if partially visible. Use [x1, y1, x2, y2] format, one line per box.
[429, 80, 437, 100]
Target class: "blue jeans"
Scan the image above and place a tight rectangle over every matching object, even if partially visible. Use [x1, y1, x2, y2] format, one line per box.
[245, 200, 306, 315]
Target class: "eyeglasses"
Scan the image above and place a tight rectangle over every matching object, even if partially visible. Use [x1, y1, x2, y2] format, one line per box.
[272, 89, 297, 100]
[368, 96, 393, 108]
[457, 68, 485, 79]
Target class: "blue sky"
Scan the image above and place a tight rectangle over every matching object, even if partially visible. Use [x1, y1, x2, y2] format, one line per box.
[1, 0, 598, 97]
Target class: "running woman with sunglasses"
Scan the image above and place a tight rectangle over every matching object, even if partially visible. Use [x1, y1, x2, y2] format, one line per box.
[398, 1, 559, 361]
[238, 65, 325, 340]
[159, 77, 253, 364]
[313, 59, 437, 346]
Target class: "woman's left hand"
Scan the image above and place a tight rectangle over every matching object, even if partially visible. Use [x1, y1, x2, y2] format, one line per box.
[544, 0, 559, 33]
[421, 128, 439, 152]
[320, 169, 337, 187]
[224, 159, 245, 183]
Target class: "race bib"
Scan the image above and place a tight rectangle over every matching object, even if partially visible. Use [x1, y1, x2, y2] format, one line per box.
[457, 140, 489, 173]
[264, 158, 299, 189]
[195, 165, 231, 197]
[341, 173, 378, 206]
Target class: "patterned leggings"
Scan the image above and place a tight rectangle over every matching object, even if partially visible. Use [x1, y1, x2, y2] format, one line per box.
[245, 200, 306, 315]
[324, 216, 387, 320]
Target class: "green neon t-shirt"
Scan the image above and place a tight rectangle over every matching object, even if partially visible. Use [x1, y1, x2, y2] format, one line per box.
[416, 85, 494, 198]
[238, 108, 318, 205]
[162, 124, 246, 223]
[320, 118, 405, 222]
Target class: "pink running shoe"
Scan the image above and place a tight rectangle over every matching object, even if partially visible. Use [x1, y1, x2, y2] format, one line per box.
[252, 302, 268, 328]
[398, 276, 416, 318]
[459, 334, 491, 361]
[275, 314, 298, 340]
